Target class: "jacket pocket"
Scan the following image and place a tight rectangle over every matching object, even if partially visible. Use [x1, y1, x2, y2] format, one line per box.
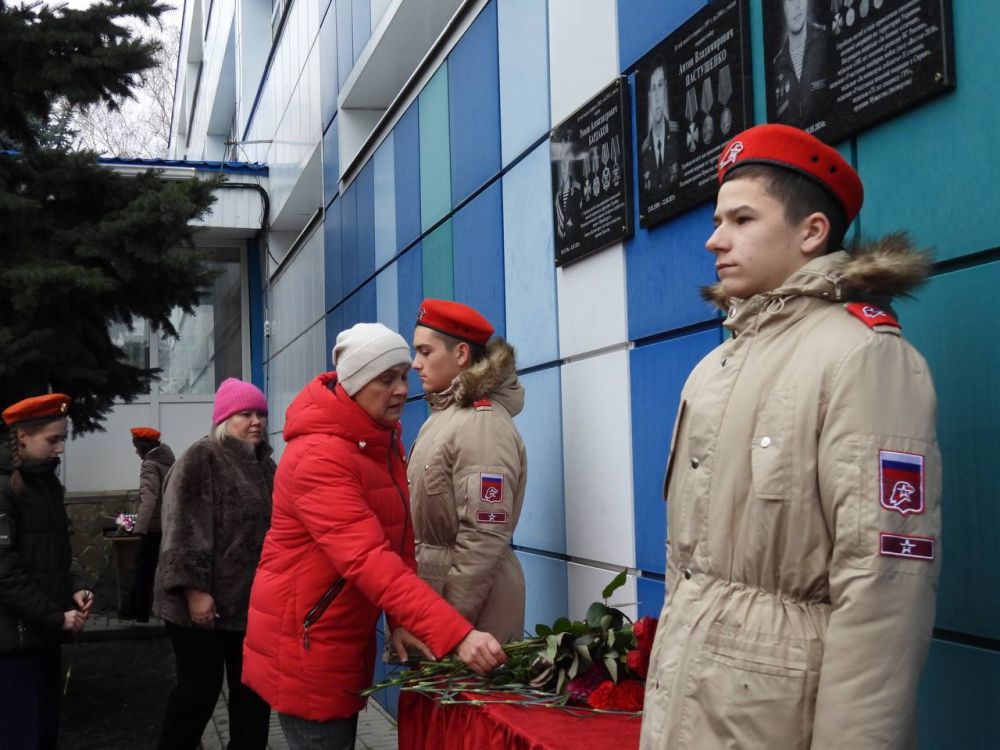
[751, 387, 795, 500]
[302, 577, 346, 651]
[662, 400, 688, 501]
[679, 624, 820, 749]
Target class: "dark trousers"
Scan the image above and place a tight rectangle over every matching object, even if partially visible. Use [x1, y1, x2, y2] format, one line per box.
[0, 646, 61, 750]
[128, 531, 161, 620]
[158, 623, 270, 750]
[278, 712, 358, 750]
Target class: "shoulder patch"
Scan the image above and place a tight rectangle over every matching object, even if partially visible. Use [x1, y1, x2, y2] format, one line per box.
[845, 302, 900, 331]
[473, 398, 492, 411]
[879, 532, 935, 561]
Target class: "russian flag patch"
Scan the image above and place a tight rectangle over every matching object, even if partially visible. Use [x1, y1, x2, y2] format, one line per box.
[879, 450, 924, 516]
[880, 532, 935, 561]
[480, 473, 504, 504]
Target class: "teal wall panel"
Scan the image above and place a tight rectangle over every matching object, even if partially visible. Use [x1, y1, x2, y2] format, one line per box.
[421, 220, 453, 301]
[418, 63, 451, 231]
[917, 639, 1000, 749]
[896, 261, 1000, 640]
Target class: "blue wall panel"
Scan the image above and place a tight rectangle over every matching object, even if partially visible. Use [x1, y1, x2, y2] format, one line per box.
[617, 0, 705, 71]
[393, 104, 422, 252]
[401, 399, 427, 456]
[516, 551, 568, 638]
[497, 0, 550, 166]
[637, 576, 665, 619]
[339, 182, 359, 299]
[373, 133, 397, 267]
[336, 0, 353, 90]
[319, 0, 338, 130]
[372, 621, 402, 718]
[323, 197, 343, 308]
[358, 280, 377, 324]
[351, 0, 371, 63]
[447, 0, 501, 206]
[501, 143, 558, 368]
[325, 307, 345, 362]
[512, 366, 564, 554]
[917, 639, 1000, 749]
[322, 117, 339, 209]
[631, 328, 720, 574]
[396, 243, 423, 395]
[626, 196, 719, 341]
[356, 161, 376, 283]
[453, 181, 505, 338]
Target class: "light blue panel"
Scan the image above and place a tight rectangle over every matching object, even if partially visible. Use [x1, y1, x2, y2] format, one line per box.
[447, 0, 501, 205]
[452, 181, 505, 338]
[356, 160, 376, 282]
[322, 116, 339, 209]
[401, 399, 427, 456]
[325, 308, 344, 364]
[616, 0, 705, 71]
[376, 262, 398, 333]
[323, 197, 343, 307]
[856, 2, 1000, 260]
[396, 243, 423, 395]
[336, 0, 353, 89]
[394, 103, 421, 251]
[515, 551, 568, 639]
[917, 639, 1000, 749]
[626, 196, 719, 340]
[512, 366, 564, 554]
[896, 261, 1000, 640]
[319, 0, 338, 130]
[418, 63, 451, 230]
[373, 132, 397, 267]
[351, 0, 371, 63]
[497, 0, 550, 165]
[340, 181, 359, 294]
[637, 576, 665, 619]
[501, 143, 558, 368]
[630, 328, 720, 574]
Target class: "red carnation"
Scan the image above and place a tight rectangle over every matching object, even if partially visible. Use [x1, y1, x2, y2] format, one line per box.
[567, 662, 608, 704]
[586, 680, 617, 710]
[632, 616, 658, 651]
[626, 647, 650, 678]
[612, 680, 645, 711]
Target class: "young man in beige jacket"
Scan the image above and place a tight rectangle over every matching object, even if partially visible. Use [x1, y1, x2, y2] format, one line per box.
[640, 124, 941, 749]
[407, 299, 528, 644]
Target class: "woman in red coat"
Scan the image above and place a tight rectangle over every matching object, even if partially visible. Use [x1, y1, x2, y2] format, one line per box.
[243, 323, 504, 749]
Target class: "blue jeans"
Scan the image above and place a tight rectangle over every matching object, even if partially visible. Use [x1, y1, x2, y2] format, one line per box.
[278, 712, 358, 750]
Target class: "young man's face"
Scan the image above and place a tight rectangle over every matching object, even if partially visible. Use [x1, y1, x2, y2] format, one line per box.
[706, 176, 814, 299]
[412, 326, 466, 394]
[784, 0, 808, 35]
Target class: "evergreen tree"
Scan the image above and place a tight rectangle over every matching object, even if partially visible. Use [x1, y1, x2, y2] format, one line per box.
[0, 0, 220, 432]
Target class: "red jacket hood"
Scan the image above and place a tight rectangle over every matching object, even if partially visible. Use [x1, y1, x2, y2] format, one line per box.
[283, 372, 400, 451]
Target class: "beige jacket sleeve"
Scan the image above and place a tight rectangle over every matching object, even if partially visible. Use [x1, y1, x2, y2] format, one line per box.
[443, 411, 524, 624]
[813, 333, 941, 748]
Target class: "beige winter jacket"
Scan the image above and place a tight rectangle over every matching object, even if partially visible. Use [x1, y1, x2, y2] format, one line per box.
[407, 339, 528, 644]
[641, 238, 941, 749]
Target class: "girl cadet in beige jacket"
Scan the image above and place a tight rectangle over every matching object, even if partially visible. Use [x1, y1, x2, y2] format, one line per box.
[641, 125, 941, 750]
[408, 299, 528, 644]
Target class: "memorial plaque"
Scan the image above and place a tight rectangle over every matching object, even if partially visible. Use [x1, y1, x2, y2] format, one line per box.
[635, 0, 753, 228]
[550, 77, 633, 267]
[763, 0, 955, 143]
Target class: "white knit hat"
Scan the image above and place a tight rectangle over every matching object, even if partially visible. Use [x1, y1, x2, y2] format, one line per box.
[333, 323, 412, 396]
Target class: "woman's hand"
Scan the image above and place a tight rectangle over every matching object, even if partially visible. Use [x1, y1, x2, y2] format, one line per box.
[455, 630, 507, 673]
[186, 589, 217, 628]
[62, 610, 86, 633]
[390, 626, 436, 663]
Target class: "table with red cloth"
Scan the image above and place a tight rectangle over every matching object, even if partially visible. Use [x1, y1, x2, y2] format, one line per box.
[398, 690, 642, 750]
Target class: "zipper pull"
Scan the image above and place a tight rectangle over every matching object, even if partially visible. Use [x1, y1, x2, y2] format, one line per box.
[303, 624, 311, 651]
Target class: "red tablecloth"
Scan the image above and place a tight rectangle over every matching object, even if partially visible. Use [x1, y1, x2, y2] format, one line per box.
[398, 691, 642, 750]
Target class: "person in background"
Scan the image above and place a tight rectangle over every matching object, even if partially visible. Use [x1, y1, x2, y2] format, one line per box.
[640, 124, 941, 748]
[153, 379, 274, 750]
[409, 300, 527, 644]
[243, 323, 505, 750]
[124, 426, 174, 623]
[0, 393, 92, 749]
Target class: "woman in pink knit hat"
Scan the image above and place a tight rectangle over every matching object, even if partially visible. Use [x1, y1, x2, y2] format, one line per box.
[152, 378, 275, 750]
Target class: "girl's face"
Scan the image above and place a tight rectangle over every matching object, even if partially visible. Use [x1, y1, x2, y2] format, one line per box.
[17, 418, 69, 461]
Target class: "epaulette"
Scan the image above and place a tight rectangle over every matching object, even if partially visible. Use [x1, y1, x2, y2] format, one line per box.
[473, 398, 492, 411]
[845, 302, 901, 334]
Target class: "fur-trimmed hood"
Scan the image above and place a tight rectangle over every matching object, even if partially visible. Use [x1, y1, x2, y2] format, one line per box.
[430, 338, 524, 415]
[701, 233, 933, 311]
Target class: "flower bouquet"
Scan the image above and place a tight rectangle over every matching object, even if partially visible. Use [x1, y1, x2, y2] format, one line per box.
[363, 570, 658, 714]
[114, 513, 137, 535]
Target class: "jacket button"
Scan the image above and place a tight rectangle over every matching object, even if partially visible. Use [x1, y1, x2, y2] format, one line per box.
[683, 568, 693, 580]
[424, 464, 430, 470]
[759, 436, 772, 448]
[690, 457, 699, 469]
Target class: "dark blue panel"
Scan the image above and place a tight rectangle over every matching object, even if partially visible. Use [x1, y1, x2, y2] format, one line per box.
[351, 0, 371, 63]
[631, 329, 720, 574]
[319, 0, 338, 130]
[617, 0, 706, 71]
[447, 0, 501, 205]
[247, 238, 265, 389]
[340, 182, 359, 295]
[401, 399, 427, 456]
[917, 639, 1000, 749]
[341, 294, 359, 330]
[393, 103, 422, 252]
[372, 621, 402, 718]
[356, 160, 376, 281]
[336, 0, 353, 90]
[325, 307, 345, 358]
[452, 181, 505, 338]
[396, 243, 423, 395]
[637, 576, 665, 619]
[322, 116, 339, 209]
[323, 198, 343, 309]
[358, 280, 377, 323]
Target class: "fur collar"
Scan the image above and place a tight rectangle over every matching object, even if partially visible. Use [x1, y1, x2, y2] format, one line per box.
[437, 338, 523, 413]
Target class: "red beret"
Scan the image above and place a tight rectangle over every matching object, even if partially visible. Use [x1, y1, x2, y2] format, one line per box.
[2, 393, 71, 427]
[416, 299, 494, 347]
[717, 124, 863, 225]
[130, 426, 161, 442]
